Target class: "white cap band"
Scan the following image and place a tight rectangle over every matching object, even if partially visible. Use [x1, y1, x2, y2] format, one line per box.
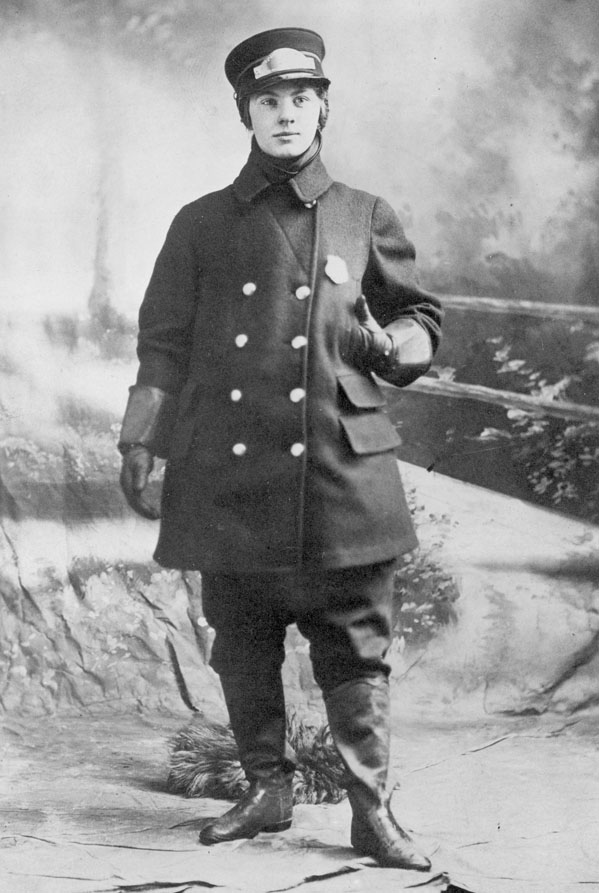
[253, 48, 317, 80]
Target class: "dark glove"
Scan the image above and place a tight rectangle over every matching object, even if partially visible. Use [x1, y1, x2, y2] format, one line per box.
[349, 294, 398, 377]
[119, 385, 177, 460]
[119, 445, 160, 520]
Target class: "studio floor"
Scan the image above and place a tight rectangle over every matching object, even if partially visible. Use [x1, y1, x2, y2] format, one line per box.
[1, 711, 598, 893]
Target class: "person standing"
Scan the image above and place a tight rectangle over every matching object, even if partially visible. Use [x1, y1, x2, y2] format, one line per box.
[119, 27, 442, 871]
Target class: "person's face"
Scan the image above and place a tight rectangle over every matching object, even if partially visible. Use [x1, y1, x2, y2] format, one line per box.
[248, 82, 322, 158]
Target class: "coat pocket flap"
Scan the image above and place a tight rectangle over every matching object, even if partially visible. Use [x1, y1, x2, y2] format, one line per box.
[337, 373, 387, 409]
[340, 413, 401, 455]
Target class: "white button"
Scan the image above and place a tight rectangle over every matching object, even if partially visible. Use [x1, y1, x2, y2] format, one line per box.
[291, 335, 308, 349]
[232, 443, 247, 456]
[230, 389, 242, 402]
[235, 334, 248, 347]
[295, 286, 311, 300]
[290, 443, 305, 457]
[289, 388, 305, 403]
[242, 282, 256, 296]
[304, 201, 316, 208]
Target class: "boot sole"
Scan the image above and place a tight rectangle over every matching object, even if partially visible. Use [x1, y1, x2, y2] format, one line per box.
[199, 819, 292, 845]
[353, 840, 431, 871]
[261, 819, 292, 833]
[352, 825, 431, 871]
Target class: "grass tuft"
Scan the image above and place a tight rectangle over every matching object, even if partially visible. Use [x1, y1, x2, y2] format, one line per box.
[167, 711, 346, 805]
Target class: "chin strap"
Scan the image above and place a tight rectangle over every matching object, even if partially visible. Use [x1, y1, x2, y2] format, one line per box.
[250, 132, 323, 183]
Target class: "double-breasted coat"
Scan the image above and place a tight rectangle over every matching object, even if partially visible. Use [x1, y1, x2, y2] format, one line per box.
[134, 152, 442, 573]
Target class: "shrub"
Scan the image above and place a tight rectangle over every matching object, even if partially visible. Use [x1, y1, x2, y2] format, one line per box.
[167, 711, 346, 804]
[392, 490, 460, 647]
[393, 549, 460, 647]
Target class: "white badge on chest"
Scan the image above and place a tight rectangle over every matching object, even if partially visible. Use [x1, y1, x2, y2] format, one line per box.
[325, 254, 349, 284]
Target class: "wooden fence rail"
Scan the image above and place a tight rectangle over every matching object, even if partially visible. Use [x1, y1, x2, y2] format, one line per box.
[396, 294, 599, 424]
[393, 377, 599, 423]
[440, 295, 599, 324]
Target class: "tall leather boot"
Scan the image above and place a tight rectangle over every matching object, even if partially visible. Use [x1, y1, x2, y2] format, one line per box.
[325, 676, 431, 871]
[199, 672, 296, 844]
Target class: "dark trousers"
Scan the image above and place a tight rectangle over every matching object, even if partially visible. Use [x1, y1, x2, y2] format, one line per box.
[201, 560, 396, 697]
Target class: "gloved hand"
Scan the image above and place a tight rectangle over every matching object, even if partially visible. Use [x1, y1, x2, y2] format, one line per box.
[119, 445, 161, 520]
[348, 295, 434, 387]
[354, 294, 394, 357]
[349, 295, 397, 376]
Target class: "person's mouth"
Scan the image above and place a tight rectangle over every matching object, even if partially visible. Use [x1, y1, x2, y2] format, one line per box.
[274, 131, 299, 138]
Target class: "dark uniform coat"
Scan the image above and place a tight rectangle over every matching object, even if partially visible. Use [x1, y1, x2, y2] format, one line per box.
[135, 153, 442, 573]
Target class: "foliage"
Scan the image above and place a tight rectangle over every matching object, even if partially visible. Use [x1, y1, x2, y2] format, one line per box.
[473, 335, 599, 522]
[2, 437, 64, 481]
[393, 550, 460, 648]
[392, 305, 599, 524]
[167, 710, 346, 804]
[392, 493, 460, 648]
[285, 711, 346, 804]
[514, 419, 599, 521]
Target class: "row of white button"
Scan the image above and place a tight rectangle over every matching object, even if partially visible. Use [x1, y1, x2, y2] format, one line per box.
[232, 442, 304, 458]
[235, 333, 307, 350]
[232, 284, 309, 461]
[229, 387, 305, 403]
[240, 282, 311, 301]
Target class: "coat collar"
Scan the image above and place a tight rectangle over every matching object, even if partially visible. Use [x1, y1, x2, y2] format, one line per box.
[233, 152, 333, 205]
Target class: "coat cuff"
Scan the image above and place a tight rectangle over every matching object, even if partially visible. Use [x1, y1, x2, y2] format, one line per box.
[119, 385, 178, 459]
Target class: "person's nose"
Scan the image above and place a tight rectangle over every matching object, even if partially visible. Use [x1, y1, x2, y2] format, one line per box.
[277, 99, 295, 124]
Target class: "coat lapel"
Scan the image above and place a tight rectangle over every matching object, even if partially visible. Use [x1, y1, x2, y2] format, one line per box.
[262, 192, 313, 277]
[232, 154, 333, 278]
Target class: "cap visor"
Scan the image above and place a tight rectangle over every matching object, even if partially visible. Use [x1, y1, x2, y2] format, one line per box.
[240, 71, 330, 95]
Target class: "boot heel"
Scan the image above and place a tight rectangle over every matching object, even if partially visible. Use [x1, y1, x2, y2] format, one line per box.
[262, 819, 292, 833]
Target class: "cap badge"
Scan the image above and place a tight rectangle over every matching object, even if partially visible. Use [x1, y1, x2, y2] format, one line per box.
[253, 47, 317, 80]
[325, 255, 349, 284]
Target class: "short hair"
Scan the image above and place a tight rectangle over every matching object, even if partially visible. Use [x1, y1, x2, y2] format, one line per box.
[238, 80, 329, 132]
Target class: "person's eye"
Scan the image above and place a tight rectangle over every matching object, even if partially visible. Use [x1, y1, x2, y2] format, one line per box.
[261, 97, 276, 106]
[294, 95, 309, 105]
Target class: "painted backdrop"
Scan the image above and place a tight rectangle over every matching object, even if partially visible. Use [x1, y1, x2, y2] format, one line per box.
[1, 0, 598, 716]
